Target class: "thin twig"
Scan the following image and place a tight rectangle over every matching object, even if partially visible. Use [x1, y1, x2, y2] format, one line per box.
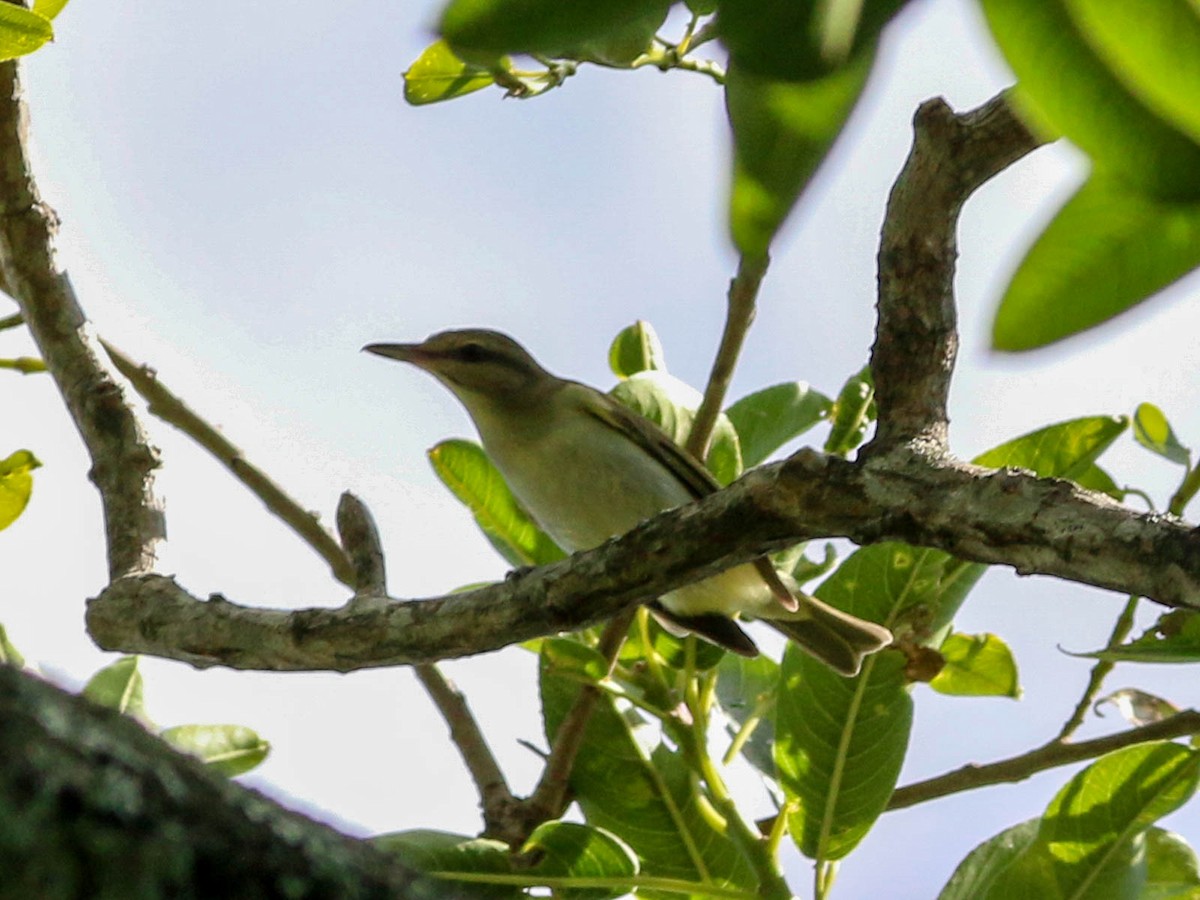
[102, 340, 354, 588]
[0, 355, 44, 373]
[886, 710, 1200, 811]
[1057, 594, 1140, 740]
[687, 254, 768, 461]
[414, 663, 518, 839]
[0, 310, 23, 330]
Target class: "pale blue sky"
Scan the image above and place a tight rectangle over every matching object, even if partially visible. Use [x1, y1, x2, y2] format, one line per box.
[7, 0, 1200, 896]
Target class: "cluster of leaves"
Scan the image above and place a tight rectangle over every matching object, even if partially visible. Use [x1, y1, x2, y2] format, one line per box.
[403, 0, 1200, 352]
[375, 321, 1200, 897]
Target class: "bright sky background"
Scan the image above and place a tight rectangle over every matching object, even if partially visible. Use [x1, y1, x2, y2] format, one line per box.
[7, 0, 1200, 896]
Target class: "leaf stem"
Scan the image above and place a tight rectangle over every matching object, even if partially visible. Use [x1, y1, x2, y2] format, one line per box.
[1057, 594, 1139, 740]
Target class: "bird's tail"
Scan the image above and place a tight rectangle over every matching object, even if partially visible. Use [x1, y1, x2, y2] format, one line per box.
[762, 594, 892, 677]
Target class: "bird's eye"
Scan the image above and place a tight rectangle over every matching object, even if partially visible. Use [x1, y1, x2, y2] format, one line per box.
[457, 342, 485, 363]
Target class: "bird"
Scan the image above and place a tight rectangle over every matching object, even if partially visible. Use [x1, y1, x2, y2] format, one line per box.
[365, 328, 892, 676]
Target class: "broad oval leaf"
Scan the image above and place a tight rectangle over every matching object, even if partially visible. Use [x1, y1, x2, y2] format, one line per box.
[725, 381, 831, 467]
[726, 57, 871, 260]
[929, 632, 1021, 699]
[972, 414, 1128, 479]
[777, 646, 912, 861]
[715, 652, 779, 777]
[373, 830, 521, 900]
[1133, 402, 1191, 466]
[31, 0, 69, 22]
[540, 638, 756, 893]
[609, 370, 742, 485]
[981, 0, 1200, 199]
[717, 0, 910, 81]
[1144, 827, 1200, 896]
[523, 821, 639, 900]
[938, 819, 1048, 900]
[428, 438, 565, 567]
[1064, 0, 1200, 146]
[1037, 742, 1200, 898]
[991, 178, 1200, 351]
[608, 320, 667, 379]
[82, 655, 147, 720]
[0, 4, 52, 61]
[159, 724, 270, 777]
[439, 0, 670, 64]
[0, 449, 40, 531]
[404, 40, 497, 106]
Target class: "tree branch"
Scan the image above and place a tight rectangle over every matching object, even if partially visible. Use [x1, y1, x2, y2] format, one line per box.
[0, 664, 424, 898]
[0, 62, 164, 578]
[86, 447, 1200, 670]
[887, 709, 1200, 810]
[870, 92, 1043, 452]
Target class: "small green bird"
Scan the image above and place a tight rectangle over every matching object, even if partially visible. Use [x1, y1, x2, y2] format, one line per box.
[366, 329, 891, 676]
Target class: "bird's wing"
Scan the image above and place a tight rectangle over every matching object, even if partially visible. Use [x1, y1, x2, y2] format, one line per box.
[581, 384, 798, 612]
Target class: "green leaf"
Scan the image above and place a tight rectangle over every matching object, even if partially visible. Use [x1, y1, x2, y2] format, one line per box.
[1038, 742, 1200, 898]
[0, 623, 23, 668]
[717, 0, 910, 81]
[929, 632, 1021, 699]
[715, 652, 779, 778]
[539, 638, 756, 894]
[608, 320, 667, 379]
[82, 656, 148, 720]
[942, 747, 1200, 899]
[973, 414, 1128, 480]
[1144, 828, 1200, 898]
[823, 366, 874, 456]
[31, 0, 69, 22]
[725, 382, 831, 467]
[991, 177, 1200, 350]
[429, 438, 565, 567]
[404, 40, 497, 106]
[159, 724, 270, 777]
[609, 370, 742, 486]
[938, 819, 1045, 900]
[439, 0, 670, 64]
[0, 4, 52, 61]
[373, 830, 521, 900]
[1134, 402, 1191, 466]
[981, 0, 1200, 199]
[542, 636, 611, 683]
[0, 449, 40, 531]
[523, 821, 639, 900]
[726, 58, 871, 259]
[777, 645, 912, 861]
[1081, 609, 1200, 664]
[1074, 463, 1125, 500]
[1063, 0, 1200, 146]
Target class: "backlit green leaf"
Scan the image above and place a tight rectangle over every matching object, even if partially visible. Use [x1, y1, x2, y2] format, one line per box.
[0, 4, 52, 61]
[929, 632, 1021, 699]
[524, 821, 639, 900]
[374, 830, 520, 900]
[608, 320, 667, 378]
[0, 449, 40, 531]
[404, 40, 496, 106]
[1133, 402, 1191, 466]
[726, 57, 871, 259]
[82, 656, 147, 720]
[992, 178, 1200, 350]
[726, 381, 831, 467]
[160, 724, 270, 777]
[429, 438, 565, 567]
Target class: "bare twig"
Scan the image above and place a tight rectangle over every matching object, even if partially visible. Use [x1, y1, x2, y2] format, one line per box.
[688, 254, 769, 461]
[0, 63, 164, 578]
[102, 340, 354, 588]
[0, 355, 44, 373]
[887, 710, 1200, 810]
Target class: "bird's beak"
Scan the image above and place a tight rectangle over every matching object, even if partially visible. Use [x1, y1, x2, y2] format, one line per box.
[363, 342, 432, 369]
